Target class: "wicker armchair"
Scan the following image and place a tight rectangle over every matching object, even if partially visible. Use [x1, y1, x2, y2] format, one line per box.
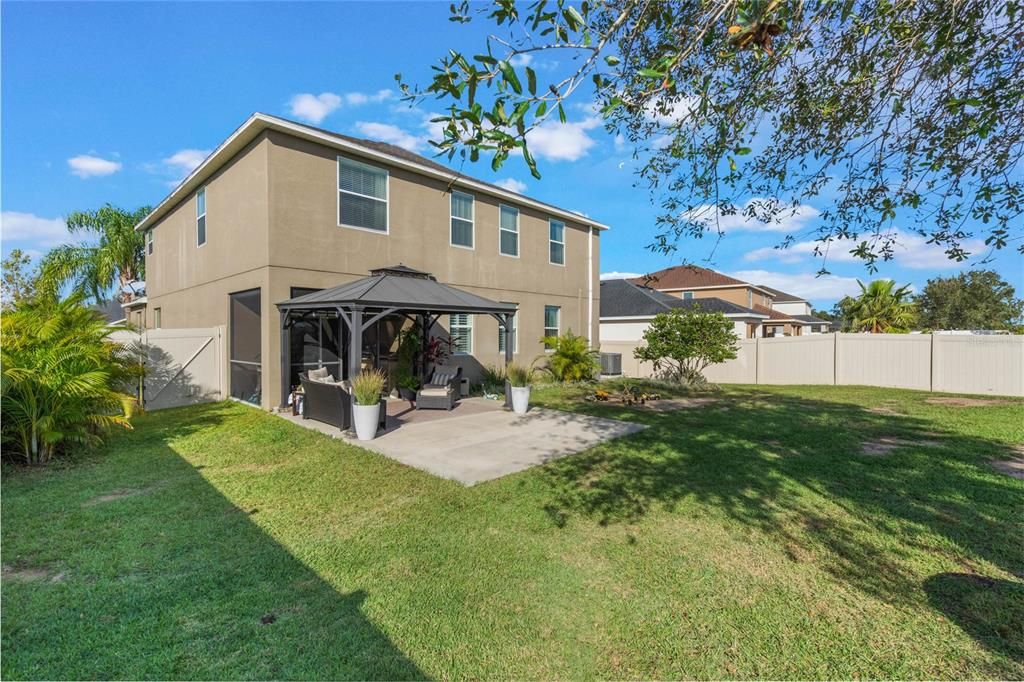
[299, 373, 352, 430]
[416, 365, 462, 410]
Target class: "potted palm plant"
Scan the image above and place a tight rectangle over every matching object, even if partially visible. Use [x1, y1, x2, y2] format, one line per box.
[506, 362, 534, 414]
[351, 369, 386, 441]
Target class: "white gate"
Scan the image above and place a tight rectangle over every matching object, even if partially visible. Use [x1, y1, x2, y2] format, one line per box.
[112, 327, 226, 410]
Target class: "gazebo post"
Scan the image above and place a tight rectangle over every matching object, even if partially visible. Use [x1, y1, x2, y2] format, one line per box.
[349, 307, 363, 380]
[420, 313, 430, 383]
[279, 309, 290, 409]
[503, 313, 514, 367]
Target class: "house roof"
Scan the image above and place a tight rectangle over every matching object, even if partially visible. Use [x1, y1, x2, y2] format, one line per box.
[758, 285, 806, 303]
[753, 304, 800, 322]
[135, 113, 608, 233]
[90, 299, 127, 324]
[277, 265, 517, 315]
[600, 279, 767, 319]
[629, 265, 776, 297]
[792, 314, 829, 324]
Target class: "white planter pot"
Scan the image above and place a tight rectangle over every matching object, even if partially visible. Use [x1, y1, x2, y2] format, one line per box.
[510, 386, 531, 414]
[352, 403, 380, 441]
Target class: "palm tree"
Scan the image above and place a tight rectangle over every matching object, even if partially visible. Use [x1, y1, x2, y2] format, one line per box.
[849, 279, 918, 333]
[38, 204, 152, 303]
[1, 292, 138, 464]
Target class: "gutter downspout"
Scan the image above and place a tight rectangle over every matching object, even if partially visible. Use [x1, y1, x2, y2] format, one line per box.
[587, 226, 594, 346]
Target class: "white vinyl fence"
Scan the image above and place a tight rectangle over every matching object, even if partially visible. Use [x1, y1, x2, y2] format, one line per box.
[111, 327, 226, 410]
[604, 333, 1024, 397]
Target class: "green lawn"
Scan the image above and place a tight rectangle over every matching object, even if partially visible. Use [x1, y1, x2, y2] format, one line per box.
[3, 384, 1022, 679]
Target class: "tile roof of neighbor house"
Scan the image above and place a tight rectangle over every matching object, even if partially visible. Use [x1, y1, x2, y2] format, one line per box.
[629, 265, 750, 290]
[135, 113, 607, 233]
[758, 285, 806, 302]
[792, 314, 829, 324]
[600, 279, 767, 318]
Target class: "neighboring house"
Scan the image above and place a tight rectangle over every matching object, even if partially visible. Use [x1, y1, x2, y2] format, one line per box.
[90, 299, 127, 326]
[631, 265, 828, 337]
[599, 278, 768, 342]
[758, 285, 831, 334]
[135, 113, 605, 409]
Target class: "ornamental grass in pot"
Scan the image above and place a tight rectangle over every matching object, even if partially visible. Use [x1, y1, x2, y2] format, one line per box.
[506, 362, 535, 414]
[351, 369, 386, 441]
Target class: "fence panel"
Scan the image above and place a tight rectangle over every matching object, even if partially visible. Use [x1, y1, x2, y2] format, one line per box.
[757, 335, 834, 385]
[703, 339, 757, 384]
[933, 335, 1024, 396]
[836, 334, 932, 391]
[112, 327, 226, 410]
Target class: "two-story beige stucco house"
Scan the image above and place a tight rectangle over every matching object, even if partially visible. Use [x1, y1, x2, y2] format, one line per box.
[135, 113, 606, 409]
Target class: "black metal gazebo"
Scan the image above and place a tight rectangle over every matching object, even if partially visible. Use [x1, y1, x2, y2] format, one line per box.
[276, 265, 517, 407]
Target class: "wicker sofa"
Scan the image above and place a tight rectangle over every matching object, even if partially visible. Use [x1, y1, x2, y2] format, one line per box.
[416, 365, 463, 410]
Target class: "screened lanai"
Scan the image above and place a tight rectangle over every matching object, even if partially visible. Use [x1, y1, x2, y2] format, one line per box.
[275, 265, 517, 407]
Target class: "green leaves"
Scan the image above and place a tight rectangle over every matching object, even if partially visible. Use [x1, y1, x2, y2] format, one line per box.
[497, 60, 522, 94]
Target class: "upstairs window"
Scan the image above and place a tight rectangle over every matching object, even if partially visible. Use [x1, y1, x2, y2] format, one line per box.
[549, 219, 565, 265]
[683, 292, 693, 300]
[499, 205, 519, 256]
[338, 156, 388, 232]
[450, 191, 474, 248]
[196, 187, 207, 247]
[449, 314, 473, 354]
[146, 229, 154, 255]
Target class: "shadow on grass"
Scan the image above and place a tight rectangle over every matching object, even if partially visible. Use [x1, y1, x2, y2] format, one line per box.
[1, 401, 424, 680]
[924, 572, 1024, 662]
[534, 387, 1023, 609]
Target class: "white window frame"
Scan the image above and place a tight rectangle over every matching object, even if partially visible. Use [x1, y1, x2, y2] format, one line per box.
[543, 305, 560, 351]
[450, 190, 475, 250]
[196, 187, 207, 248]
[449, 313, 473, 355]
[548, 219, 565, 266]
[683, 291, 693, 300]
[337, 155, 390, 234]
[498, 306, 518, 355]
[146, 229, 154, 255]
[498, 204, 519, 258]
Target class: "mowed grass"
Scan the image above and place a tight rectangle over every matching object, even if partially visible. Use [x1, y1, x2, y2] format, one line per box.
[2, 384, 1022, 679]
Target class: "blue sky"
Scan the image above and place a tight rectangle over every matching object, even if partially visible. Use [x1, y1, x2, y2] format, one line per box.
[3, 1, 1021, 309]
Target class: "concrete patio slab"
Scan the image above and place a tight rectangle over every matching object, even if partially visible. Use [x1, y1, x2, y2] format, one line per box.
[277, 399, 646, 485]
[357, 407, 646, 485]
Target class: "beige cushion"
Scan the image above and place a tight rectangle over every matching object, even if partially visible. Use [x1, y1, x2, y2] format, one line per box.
[419, 387, 451, 397]
[308, 367, 330, 382]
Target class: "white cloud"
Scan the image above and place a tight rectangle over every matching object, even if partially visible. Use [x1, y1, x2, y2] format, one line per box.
[644, 96, 697, 126]
[686, 199, 820, 234]
[289, 89, 394, 124]
[509, 53, 533, 67]
[67, 154, 121, 178]
[1, 211, 71, 247]
[163, 148, 210, 178]
[493, 178, 527, 194]
[729, 269, 863, 303]
[742, 229, 987, 270]
[527, 115, 602, 162]
[354, 121, 425, 152]
[289, 92, 342, 124]
[600, 271, 642, 280]
[344, 89, 393, 106]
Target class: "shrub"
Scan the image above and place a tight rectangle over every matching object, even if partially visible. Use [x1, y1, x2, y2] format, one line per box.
[1, 293, 139, 465]
[633, 306, 738, 384]
[351, 369, 386, 406]
[539, 329, 600, 382]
